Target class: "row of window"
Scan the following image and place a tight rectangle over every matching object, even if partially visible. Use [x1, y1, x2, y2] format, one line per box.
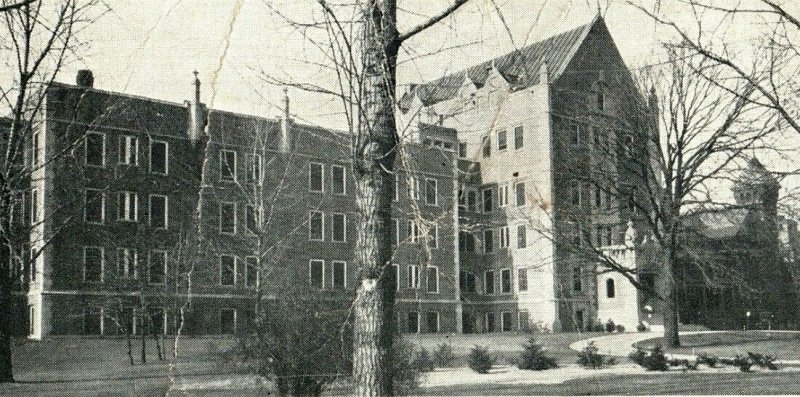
[84, 190, 168, 229]
[566, 124, 636, 157]
[459, 182, 526, 213]
[459, 267, 526, 295]
[78, 306, 243, 335]
[308, 211, 348, 242]
[219, 149, 263, 183]
[393, 174, 440, 206]
[219, 202, 261, 235]
[84, 132, 168, 174]
[381, 264, 440, 293]
[309, 162, 348, 194]
[308, 259, 348, 290]
[459, 224, 527, 253]
[476, 126, 525, 159]
[570, 223, 618, 248]
[403, 311, 441, 333]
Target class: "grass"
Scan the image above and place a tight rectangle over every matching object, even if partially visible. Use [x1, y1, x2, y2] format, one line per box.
[635, 331, 800, 359]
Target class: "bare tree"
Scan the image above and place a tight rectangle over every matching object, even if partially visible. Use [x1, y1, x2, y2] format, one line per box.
[0, 0, 103, 382]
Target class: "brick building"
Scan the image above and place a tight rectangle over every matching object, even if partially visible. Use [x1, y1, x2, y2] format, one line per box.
[25, 72, 460, 337]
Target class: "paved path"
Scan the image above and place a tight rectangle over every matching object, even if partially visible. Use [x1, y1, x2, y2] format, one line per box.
[569, 330, 800, 364]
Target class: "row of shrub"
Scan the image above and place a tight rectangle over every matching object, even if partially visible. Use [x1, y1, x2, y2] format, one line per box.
[468, 339, 620, 374]
[629, 346, 780, 372]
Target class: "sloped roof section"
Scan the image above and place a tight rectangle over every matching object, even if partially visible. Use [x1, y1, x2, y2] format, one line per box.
[684, 208, 750, 239]
[399, 15, 601, 111]
[739, 157, 780, 188]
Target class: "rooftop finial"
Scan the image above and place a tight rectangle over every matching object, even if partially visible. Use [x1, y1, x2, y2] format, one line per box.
[283, 87, 290, 119]
[193, 70, 201, 103]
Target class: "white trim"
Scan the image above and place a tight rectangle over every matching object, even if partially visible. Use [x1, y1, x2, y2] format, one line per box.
[116, 191, 138, 222]
[148, 194, 169, 229]
[424, 178, 438, 206]
[118, 135, 139, 166]
[245, 256, 259, 288]
[484, 270, 495, 295]
[309, 211, 325, 241]
[500, 268, 512, 294]
[407, 264, 420, 289]
[426, 266, 439, 294]
[331, 212, 347, 242]
[309, 259, 325, 289]
[309, 162, 325, 192]
[331, 164, 347, 195]
[83, 246, 105, 283]
[332, 260, 347, 289]
[116, 247, 138, 279]
[219, 201, 237, 235]
[149, 140, 169, 175]
[220, 149, 238, 182]
[219, 254, 237, 286]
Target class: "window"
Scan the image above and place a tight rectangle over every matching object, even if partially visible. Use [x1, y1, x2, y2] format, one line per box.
[309, 162, 324, 192]
[575, 309, 585, 331]
[309, 211, 324, 241]
[497, 129, 507, 151]
[571, 181, 581, 206]
[407, 265, 420, 289]
[519, 310, 530, 332]
[426, 266, 439, 293]
[458, 141, 467, 158]
[32, 132, 41, 166]
[83, 308, 102, 335]
[149, 195, 167, 229]
[499, 226, 510, 248]
[605, 191, 613, 210]
[501, 311, 513, 332]
[572, 267, 582, 292]
[85, 132, 105, 166]
[220, 255, 236, 286]
[484, 270, 495, 294]
[517, 225, 527, 248]
[85, 189, 104, 224]
[594, 187, 603, 208]
[119, 135, 138, 165]
[149, 140, 168, 174]
[309, 259, 324, 289]
[245, 257, 258, 287]
[84, 246, 103, 282]
[517, 268, 528, 292]
[485, 312, 496, 332]
[515, 182, 526, 206]
[482, 188, 493, 213]
[148, 250, 167, 284]
[220, 150, 237, 181]
[406, 220, 420, 243]
[30, 189, 39, 225]
[482, 136, 490, 158]
[597, 92, 605, 111]
[605, 226, 614, 246]
[426, 312, 439, 333]
[117, 248, 137, 279]
[501, 268, 511, 294]
[407, 176, 419, 200]
[331, 165, 346, 195]
[499, 184, 509, 207]
[464, 190, 477, 212]
[407, 312, 419, 333]
[28, 305, 35, 336]
[570, 125, 580, 145]
[514, 126, 524, 149]
[245, 204, 259, 233]
[390, 264, 400, 291]
[220, 309, 236, 334]
[428, 223, 439, 249]
[393, 174, 399, 201]
[483, 229, 494, 254]
[117, 191, 138, 222]
[572, 223, 583, 247]
[595, 224, 604, 247]
[460, 271, 477, 292]
[425, 178, 437, 206]
[332, 213, 346, 242]
[459, 231, 475, 252]
[606, 278, 616, 298]
[332, 261, 346, 290]
[247, 154, 262, 183]
[391, 219, 399, 245]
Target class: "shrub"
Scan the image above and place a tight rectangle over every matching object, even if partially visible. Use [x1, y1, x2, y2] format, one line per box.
[433, 342, 456, 368]
[696, 353, 719, 368]
[518, 338, 558, 371]
[577, 341, 616, 369]
[668, 358, 698, 370]
[392, 338, 422, 395]
[412, 347, 435, 373]
[730, 355, 753, 372]
[468, 345, 495, 374]
[592, 320, 605, 332]
[605, 320, 616, 333]
[748, 352, 779, 370]
[615, 324, 626, 333]
[636, 322, 648, 333]
[630, 345, 668, 371]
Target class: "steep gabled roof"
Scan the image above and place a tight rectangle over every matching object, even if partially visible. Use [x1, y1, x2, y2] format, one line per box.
[399, 15, 602, 111]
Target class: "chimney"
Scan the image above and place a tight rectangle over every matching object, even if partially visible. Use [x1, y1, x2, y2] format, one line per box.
[76, 70, 94, 88]
[279, 87, 292, 153]
[188, 71, 207, 143]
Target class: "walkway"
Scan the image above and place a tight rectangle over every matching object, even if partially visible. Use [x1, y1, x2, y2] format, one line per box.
[569, 330, 800, 364]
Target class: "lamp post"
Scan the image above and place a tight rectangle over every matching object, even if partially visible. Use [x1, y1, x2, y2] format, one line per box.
[746, 311, 751, 331]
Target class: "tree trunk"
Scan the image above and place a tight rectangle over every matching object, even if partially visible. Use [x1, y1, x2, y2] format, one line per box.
[351, 1, 399, 396]
[0, 206, 15, 383]
[658, 243, 680, 347]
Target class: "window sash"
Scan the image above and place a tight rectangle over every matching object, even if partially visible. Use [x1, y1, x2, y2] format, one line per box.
[117, 191, 138, 221]
[332, 261, 346, 289]
[484, 271, 495, 294]
[332, 213, 346, 242]
[85, 189, 104, 224]
[426, 267, 439, 293]
[85, 132, 105, 166]
[425, 178, 437, 205]
[407, 265, 419, 289]
[149, 141, 168, 174]
[514, 126, 524, 149]
[220, 255, 236, 286]
[119, 136, 138, 165]
[148, 251, 167, 284]
[515, 182, 525, 206]
[501, 269, 512, 294]
[149, 195, 168, 229]
[309, 260, 324, 289]
[245, 257, 259, 287]
[220, 150, 237, 181]
[247, 154, 262, 183]
[518, 268, 528, 291]
[309, 211, 324, 241]
[331, 165, 346, 195]
[497, 130, 507, 151]
[83, 247, 103, 282]
[482, 188, 493, 213]
[219, 202, 237, 234]
[309, 163, 324, 192]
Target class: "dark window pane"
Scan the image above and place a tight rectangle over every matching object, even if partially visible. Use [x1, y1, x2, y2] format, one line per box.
[150, 196, 167, 229]
[309, 163, 324, 192]
[246, 257, 258, 287]
[310, 260, 324, 289]
[220, 309, 236, 334]
[514, 126, 524, 149]
[332, 165, 345, 194]
[332, 213, 346, 242]
[497, 130, 507, 151]
[309, 212, 324, 241]
[426, 312, 439, 333]
[518, 268, 528, 291]
[220, 255, 235, 285]
[333, 261, 346, 290]
[85, 190, 103, 223]
[220, 150, 236, 181]
[220, 203, 236, 234]
[150, 141, 167, 174]
[407, 312, 419, 333]
[85, 133, 104, 166]
[84, 247, 102, 281]
[426, 267, 438, 293]
[149, 251, 166, 284]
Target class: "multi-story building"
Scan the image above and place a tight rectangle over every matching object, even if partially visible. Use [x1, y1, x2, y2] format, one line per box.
[399, 14, 653, 332]
[25, 71, 461, 337]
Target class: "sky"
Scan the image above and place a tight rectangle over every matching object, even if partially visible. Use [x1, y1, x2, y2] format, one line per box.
[23, 0, 800, 207]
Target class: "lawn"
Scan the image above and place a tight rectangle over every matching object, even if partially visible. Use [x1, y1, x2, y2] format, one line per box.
[635, 331, 800, 359]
